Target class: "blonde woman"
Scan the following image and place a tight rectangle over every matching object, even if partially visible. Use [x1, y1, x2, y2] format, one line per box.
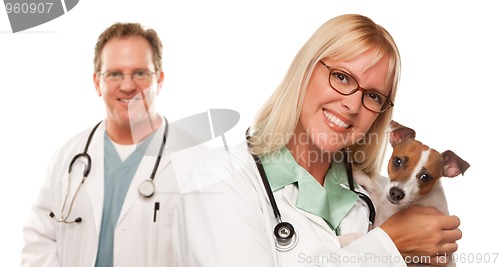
[173, 14, 460, 267]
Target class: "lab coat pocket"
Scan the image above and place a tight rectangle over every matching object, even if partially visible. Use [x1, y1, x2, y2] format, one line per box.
[148, 197, 175, 267]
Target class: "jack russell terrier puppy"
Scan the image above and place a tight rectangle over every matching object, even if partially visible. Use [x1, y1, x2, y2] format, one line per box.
[338, 121, 470, 261]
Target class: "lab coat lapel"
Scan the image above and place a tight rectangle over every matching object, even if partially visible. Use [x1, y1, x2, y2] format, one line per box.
[83, 123, 106, 232]
[117, 121, 171, 225]
[117, 155, 153, 224]
[281, 185, 334, 233]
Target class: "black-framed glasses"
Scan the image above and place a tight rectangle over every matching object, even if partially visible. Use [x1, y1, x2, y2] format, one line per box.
[100, 69, 158, 83]
[319, 60, 394, 113]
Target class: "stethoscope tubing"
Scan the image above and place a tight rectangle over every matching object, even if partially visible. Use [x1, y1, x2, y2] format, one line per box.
[343, 149, 376, 227]
[251, 153, 282, 222]
[68, 121, 102, 177]
[51, 121, 103, 223]
[247, 129, 376, 250]
[51, 118, 168, 224]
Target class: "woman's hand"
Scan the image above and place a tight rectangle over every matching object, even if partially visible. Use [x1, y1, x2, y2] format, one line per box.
[380, 205, 462, 266]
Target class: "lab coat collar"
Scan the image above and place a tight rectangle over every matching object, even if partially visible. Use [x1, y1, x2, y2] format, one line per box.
[117, 117, 171, 225]
[83, 118, 171, 230]
[260, 146, 359, 231]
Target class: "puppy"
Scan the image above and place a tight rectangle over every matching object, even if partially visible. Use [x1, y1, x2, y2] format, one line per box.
[338, 121, 470, 260]
[372, 121, 470, 225]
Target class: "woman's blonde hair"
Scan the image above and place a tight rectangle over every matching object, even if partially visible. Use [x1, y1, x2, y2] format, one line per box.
[248, 14, 401, 177]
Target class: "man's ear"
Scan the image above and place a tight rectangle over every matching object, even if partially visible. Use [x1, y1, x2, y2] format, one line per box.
[93, 72, 102, 96]
[156, 71, 164, 95]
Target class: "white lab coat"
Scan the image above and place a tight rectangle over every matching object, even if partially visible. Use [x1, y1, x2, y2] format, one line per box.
[173, 142, 406, 267]
[22, 119, 180, 267]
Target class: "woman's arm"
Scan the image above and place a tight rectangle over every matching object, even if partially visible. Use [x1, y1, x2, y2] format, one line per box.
[173, 147, 408, 267]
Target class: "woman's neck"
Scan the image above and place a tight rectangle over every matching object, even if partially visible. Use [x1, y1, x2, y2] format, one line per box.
[286, 138, 333, 186]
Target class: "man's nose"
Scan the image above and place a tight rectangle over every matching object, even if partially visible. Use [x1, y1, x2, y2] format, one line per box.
[119, 74, 136, 92]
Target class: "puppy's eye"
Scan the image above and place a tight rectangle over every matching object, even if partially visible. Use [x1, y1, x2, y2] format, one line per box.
[393, 157, 403, 168]
[419, 173, 432, 183]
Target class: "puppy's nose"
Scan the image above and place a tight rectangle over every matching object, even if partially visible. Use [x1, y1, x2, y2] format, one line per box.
[389, 187, 405, 201]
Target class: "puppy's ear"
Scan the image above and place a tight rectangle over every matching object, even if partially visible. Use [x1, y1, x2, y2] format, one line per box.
[441, 150, 470, 177]
[389, 120, 416, 147]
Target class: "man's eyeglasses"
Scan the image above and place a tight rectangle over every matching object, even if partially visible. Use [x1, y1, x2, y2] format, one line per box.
[99, 69, 157, 84]
[319, 60, 394, 113]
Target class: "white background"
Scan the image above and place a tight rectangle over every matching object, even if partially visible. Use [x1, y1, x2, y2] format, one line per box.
[1, 0, 499, 265]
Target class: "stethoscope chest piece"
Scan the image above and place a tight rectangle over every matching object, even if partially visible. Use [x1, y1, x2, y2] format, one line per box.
[138, 179, 155, 198]
[274, 222, 298, 252]
[247, 131, 375, 252]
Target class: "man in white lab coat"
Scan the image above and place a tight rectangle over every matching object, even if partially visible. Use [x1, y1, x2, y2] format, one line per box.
[21, 22, 179, 267]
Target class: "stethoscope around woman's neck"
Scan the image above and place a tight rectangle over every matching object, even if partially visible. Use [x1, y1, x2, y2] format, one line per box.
[246, 130, 375, 251]
[49, 118, 168, 224]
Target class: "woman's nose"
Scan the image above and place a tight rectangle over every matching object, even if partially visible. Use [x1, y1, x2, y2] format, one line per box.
[340, 91, 363, 114]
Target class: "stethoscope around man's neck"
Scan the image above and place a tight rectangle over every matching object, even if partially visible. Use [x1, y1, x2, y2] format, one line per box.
[246, 130, 375, 251]
[49, 118, 168, 224]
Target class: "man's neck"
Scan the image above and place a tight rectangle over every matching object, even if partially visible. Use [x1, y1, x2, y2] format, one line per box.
[107, 115, 162, 145]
